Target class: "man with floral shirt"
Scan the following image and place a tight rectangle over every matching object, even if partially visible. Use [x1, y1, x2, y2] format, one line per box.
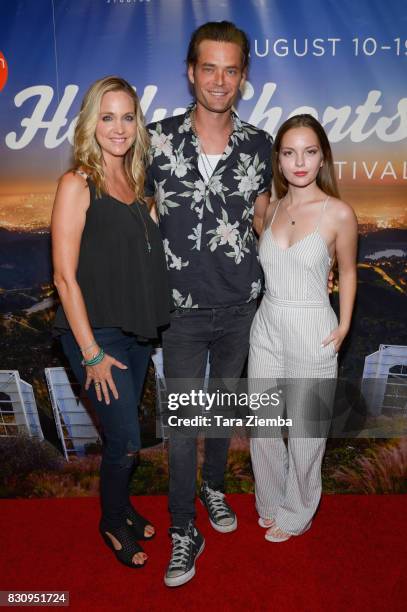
[145, 21, 272, 587]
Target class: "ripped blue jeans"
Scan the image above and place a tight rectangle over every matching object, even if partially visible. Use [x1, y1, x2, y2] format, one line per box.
[61, 328, 151, 527]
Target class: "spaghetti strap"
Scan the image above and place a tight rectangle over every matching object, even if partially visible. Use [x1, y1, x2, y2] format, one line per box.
[315, 196, 330, 231]
[269, 199, 282, 228]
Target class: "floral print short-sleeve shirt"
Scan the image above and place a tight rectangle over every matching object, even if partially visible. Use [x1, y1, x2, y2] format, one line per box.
[146, 104, 273, 309]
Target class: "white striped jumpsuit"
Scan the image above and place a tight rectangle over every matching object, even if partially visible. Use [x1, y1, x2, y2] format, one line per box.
[249, 197, 337, 534]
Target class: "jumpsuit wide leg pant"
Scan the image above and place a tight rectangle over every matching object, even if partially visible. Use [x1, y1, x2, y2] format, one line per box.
[249, 294, 337, 535]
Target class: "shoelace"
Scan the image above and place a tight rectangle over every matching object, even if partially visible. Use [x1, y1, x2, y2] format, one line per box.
[169, 533, 191, 569]
[206, 488, 230, 518]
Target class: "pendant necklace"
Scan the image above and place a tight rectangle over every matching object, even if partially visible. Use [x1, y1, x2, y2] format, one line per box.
[133, 204, 152, 253]
[199, 149, 216, 184]
[191, 110, 228, 185]
[283, 199, 296, 226]
[106, 174, 152, 253]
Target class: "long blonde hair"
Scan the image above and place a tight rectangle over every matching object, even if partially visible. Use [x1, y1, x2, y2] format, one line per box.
[73, 76, 149, 200]
[272, 114, 340, 200]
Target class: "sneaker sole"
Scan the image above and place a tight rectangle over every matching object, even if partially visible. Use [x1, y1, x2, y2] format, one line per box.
[199, 498, 238, 533]
[164, 539, 205, 588]
[208, 516, 237, 533]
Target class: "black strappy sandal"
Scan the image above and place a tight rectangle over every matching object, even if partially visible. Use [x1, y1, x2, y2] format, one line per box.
[99, 522, 147, 568]
[125, 504, 156, 540]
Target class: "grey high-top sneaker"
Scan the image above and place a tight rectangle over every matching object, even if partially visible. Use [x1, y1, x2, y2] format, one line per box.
[164, 521, 205, 587]
[199, 480, 237, 533]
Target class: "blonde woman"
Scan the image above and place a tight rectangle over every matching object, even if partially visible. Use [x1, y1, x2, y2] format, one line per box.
[52, 76, 170, 567]
[249, 114, 358, 542]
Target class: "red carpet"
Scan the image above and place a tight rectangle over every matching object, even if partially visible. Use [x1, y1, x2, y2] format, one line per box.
[0, 494, 406, 611]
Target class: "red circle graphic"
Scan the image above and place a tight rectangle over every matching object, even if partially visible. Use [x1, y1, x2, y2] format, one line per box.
[0, 51, 9, 92]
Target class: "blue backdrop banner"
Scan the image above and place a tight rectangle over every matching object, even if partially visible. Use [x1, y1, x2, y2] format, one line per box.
[0, 0, 406, 380]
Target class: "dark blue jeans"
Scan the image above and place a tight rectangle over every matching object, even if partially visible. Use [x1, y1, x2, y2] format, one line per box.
[162, 302, 257, 527]
[61, 328, 151, 528]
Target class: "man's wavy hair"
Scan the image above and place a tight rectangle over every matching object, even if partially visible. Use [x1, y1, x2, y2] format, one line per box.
[186, 21, 250, 70]
[272, 114, 340, 199]
[73, 76, 149, 200]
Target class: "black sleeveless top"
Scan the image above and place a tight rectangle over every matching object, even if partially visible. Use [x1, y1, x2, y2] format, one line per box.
[54, 179, 171, 339]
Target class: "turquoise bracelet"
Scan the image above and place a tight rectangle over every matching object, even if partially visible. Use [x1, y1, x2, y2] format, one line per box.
[82, 347, 105, 366]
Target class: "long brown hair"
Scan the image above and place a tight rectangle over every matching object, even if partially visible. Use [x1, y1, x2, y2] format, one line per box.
[272, 114, 340, 200]
[73, 76, 149, 200]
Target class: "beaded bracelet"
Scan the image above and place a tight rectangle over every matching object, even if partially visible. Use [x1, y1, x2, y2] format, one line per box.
[82, 347, 105, 367]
